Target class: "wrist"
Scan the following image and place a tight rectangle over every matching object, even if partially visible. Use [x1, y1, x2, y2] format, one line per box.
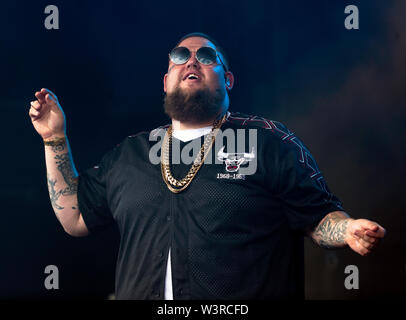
[343, 218, 355, 244]
[43, 135, 67, 147]
[43, 133, 66, 143]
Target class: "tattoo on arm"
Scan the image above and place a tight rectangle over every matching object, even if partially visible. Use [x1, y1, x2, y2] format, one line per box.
[51, 143, 66, 153]
[54, 153, 78, 195]
[44, 137, 67, 153]
[46, 149, 78, 213]
[47, 174, 64, 211]
[311, 212, 350, 249]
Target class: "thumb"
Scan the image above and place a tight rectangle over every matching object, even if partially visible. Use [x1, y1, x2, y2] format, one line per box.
[45, 93, 58, 106]
[363, 220, 379, 231]
[369, 225, 379, 232]
[361, 220, 384, 235]
[355, 219, 377, 230]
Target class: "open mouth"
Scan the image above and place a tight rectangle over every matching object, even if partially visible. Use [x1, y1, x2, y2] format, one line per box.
[183, 72, 201, 81]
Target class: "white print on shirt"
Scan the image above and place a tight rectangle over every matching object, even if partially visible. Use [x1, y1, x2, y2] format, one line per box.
[217, 146, 255, 173]
[148, 127, 258, 176]
[216, 173, 246, 180]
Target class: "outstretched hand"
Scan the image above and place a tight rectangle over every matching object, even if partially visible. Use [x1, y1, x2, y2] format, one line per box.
[345, 219, 386, 256]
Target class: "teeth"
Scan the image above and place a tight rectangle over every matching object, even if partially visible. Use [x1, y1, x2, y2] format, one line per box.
[187, 74, 199, 79]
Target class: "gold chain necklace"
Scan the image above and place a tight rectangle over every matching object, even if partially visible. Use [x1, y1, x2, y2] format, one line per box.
[161, 114, 227, 193]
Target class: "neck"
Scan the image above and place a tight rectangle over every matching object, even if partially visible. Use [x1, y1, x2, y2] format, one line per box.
[172, 119, 214, 130]
[172, 107, 228, 131]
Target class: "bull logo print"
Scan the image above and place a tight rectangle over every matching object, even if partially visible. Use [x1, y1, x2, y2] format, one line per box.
[217, 146, 255, 172]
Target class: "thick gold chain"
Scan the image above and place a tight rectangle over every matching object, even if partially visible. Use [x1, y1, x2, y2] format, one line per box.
[160, 114, 227, 193]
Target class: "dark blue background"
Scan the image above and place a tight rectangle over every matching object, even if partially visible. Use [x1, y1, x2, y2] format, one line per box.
[0, 0, 405, 299]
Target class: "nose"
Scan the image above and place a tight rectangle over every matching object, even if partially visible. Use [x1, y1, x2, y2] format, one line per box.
[185, 51, 200, 69]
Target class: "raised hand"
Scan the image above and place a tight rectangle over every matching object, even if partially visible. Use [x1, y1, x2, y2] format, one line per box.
[29, 88, 66, 140]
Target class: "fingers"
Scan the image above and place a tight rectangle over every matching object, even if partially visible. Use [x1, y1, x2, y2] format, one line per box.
[29, 88, 61, 120]
[348, 219, 386, 257]
[45, 93, 54, 104]
[354, 230, 379, 245]
[353, 219, 386, 239]
[352, 229, 381, 256]
[31, 88, 58, 117]
[41, 88, 58, 103]
[30, 100, 41, 111]
[354, 232, 379, 250]
[35, 91, 46, 104]
[29, 99, 48, 121]
[365, 224, 386, 238]
[29, 101, 42, 119]
[29, 104, 41, 120]
[351, 239, 371, 256]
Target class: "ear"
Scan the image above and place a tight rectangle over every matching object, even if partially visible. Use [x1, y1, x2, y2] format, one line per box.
[224, 71, 234, 91]
[163, 73, 168, 93]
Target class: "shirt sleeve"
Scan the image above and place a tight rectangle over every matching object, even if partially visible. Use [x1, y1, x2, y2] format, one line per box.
[270, 124, 344, 231]
[77, 147, 118, 234]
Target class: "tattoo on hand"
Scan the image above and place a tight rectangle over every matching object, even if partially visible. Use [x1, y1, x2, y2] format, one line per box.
[312, 212, 350, 249]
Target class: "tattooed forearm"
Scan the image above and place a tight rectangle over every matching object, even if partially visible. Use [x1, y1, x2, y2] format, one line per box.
[43, 135, 85, 236]
[51, 143, 65, 153]
[54, 153, 78, 195]
[47, 174, 64, 211]
[310, 212, 351, 249]
[44, 137, 66, 153]
[46, 149, 78, 213]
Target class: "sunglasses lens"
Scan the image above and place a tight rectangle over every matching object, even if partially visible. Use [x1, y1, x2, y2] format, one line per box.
[170, 47, 190, 64]
[196, 47, 217, 65]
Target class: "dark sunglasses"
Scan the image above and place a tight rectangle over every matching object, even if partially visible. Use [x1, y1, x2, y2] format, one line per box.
[169, 46, 228, 72]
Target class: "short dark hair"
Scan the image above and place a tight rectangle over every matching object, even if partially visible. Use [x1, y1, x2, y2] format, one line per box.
[174, 32, 230, 72]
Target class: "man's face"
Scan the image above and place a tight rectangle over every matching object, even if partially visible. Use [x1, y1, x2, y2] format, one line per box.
[164, 37, 229, 95]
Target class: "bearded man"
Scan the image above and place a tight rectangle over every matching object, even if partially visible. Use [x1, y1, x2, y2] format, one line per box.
[29, 32, 386, 300]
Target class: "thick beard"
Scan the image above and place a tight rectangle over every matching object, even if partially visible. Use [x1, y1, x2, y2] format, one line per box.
[164, 87, 225, 124]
